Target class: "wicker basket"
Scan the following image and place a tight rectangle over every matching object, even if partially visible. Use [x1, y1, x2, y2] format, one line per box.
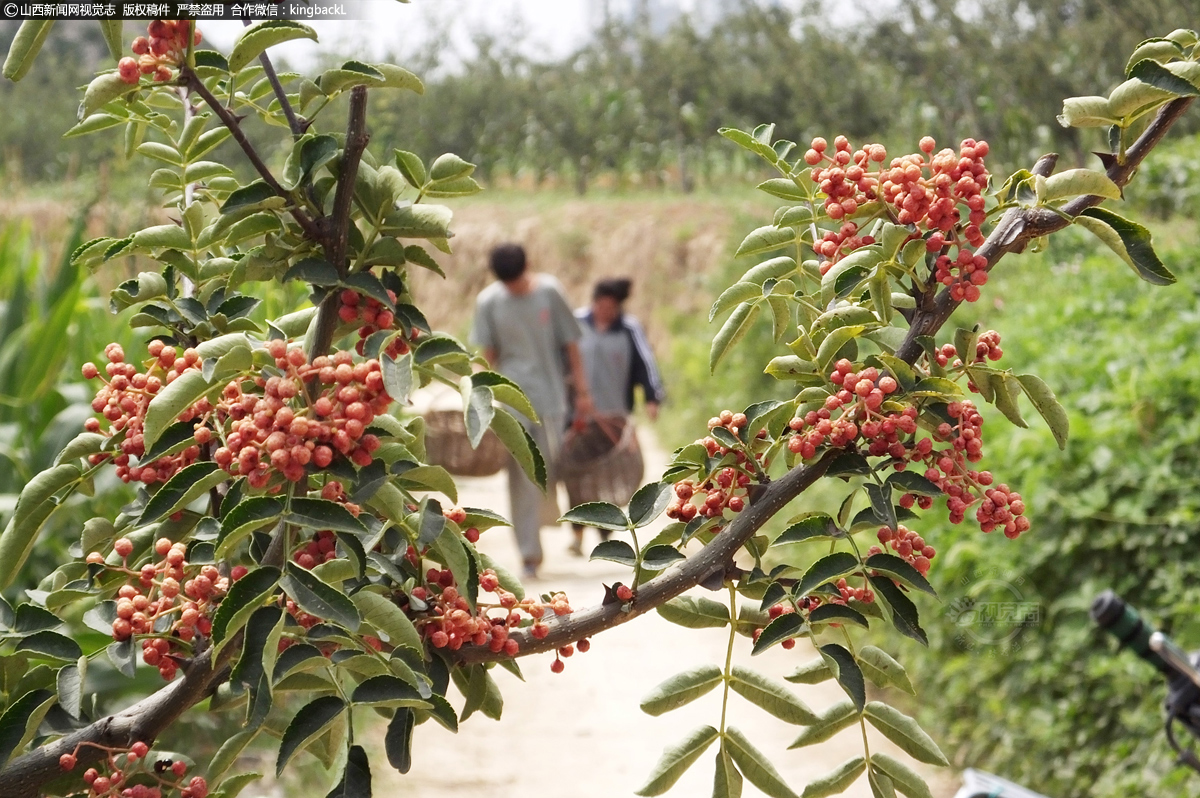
[558, 414, 644, 508]
[423, 408, 509, 477]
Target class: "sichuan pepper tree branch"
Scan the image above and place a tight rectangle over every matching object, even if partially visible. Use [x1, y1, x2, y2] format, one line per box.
[243, 19, 306, 138]
[895, 96, 1195, 363]
[181, 68, 322, 242]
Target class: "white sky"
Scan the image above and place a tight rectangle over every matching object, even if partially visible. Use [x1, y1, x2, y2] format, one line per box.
[199, 0, 595, 68]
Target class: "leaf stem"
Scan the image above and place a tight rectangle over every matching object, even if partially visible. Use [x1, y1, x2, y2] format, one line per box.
[719, 581, 737, 737]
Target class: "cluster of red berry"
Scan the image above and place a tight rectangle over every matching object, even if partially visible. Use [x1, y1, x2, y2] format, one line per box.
[814, 221, 877, 276]
[83, 342, 206, 485]
[666, 411, 762, 522]
[802, 136, 887, 220]
[87, 537, 232, 681]
[117, 19, 200, 85]
[59, 742, 206, 798]
[84, 339, 394, 491]
[787, 361, 917, 459]
[212, 342, 388, 487]
[419, 568, 573, 665]
[870, 524, 936, 576]
[803, 135, 993, 303]
[337, 289, 415, 358]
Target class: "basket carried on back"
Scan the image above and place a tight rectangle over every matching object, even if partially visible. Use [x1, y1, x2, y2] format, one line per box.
[423, 408, 508, 477]
[558, 414, 644, 508]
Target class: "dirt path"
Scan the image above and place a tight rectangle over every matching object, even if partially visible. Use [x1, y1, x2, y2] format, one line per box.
[370, 424, 957, 798]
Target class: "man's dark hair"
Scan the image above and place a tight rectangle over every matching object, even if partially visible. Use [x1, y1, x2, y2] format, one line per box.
[593, 277, 632, 304]
[489, 243, 527, 282]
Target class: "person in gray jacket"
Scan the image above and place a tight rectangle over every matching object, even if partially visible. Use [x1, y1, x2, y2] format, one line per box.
[471, 243, 593, 579]
[568, 277, 665, 555]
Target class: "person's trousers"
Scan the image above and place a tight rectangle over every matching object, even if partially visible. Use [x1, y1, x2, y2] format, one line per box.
[505, 414, 562, 566]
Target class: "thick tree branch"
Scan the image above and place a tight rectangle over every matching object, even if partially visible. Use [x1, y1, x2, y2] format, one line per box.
[181, 69, 322, 242]
[0, 643, 238, 798]
[895, 96, 1194, 363]
[457, 449, 840, 664]
[306, 86, 370, 362]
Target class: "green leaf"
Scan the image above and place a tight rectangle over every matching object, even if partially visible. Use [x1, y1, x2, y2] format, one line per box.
[562, 501, 628, 531]
[729, 666, 818, 725]
[1015, 373, 1070, 450]
[468, 371, 538, 421]
[741, 255, 799, 286]
[784, 658, 834, 686]
[136, 141, 183, 166]
[993, 372, 1028, 428]
[220, 181, 281, 215]
[710, 282, 763, 322]
[589, 539, 637, 567]
[143, 370, 217, 451]
[231, 606, 285, 692]
[765, 355, 818, 380]
[635, 725, 720, 796]
[139, 462, 225, 524]
[642, 545, 685, 571]
[856, 646, 915, 695]
[864, 553, 935, 596]
[1126, 39, 1185, 73]
[276, 695, 346, 776]
[384, 708, 415, 775]
[870, 753, 935, 798]
[1128, 58, 1200, 98]
[724, 726, 800, 798]
[284, 258, 339, 286]
[0, 464, 81, 590]
[229, 20, 318, 73]
[3, 21, 54, 82]
[869, 576, 928, 645]
[382, 204, 453, 240]
[15, 631, 81, 662]
[629, 482, 672, 528]
[775, 514, 842, 545]
[815, 325, 865, 374]
[807, 603, 869, 629]
[863, 702, 949, 766]
[319, 61, 387, 94]
[796, 552, 860, 597]
[1042, 169, 1122, 202]
[217, 497, 284, 559]
[885, 472, 942, 498]
[757, 178, 807, 201]
[640, 664, 724, 716]
[462, 384, 495, 448]
[78, 71, 133, 120]
[657, 596, 730, 629]
[351, 675, 429, 708]
[352, 591, 422, 651]
[429, 153, 475, 182]
[381, 352, 414, 405]
[210, 567, 281, 652]
[800, 756, 866, 798]
[280, 562, 361, 630]
[489, 409, 546, 489]
[710, 302, 761, 373]
[820, 643, 865, 711]
[714, 748, 744, 798]
[393, 150, 426, 189]
[375, 63, 423, 92]
[14, 604, 61, 634]
[735, 225, 793, 258]
[789, 700, 858, 748]
[0, 689, 55, 767]
[326, 744, 370, 798]
[286, 498, 368, 534]
[56, 660, 84, 719]
[1075, 207, 1174, 286]
[752, 613, 805, 655]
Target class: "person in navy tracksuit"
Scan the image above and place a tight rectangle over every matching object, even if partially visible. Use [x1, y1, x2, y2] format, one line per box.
[568, 278, 666, 555]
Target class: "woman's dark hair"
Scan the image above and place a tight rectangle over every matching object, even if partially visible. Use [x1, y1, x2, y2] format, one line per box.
[593, 277, 632, 304]
[489, 243, 527, 282]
